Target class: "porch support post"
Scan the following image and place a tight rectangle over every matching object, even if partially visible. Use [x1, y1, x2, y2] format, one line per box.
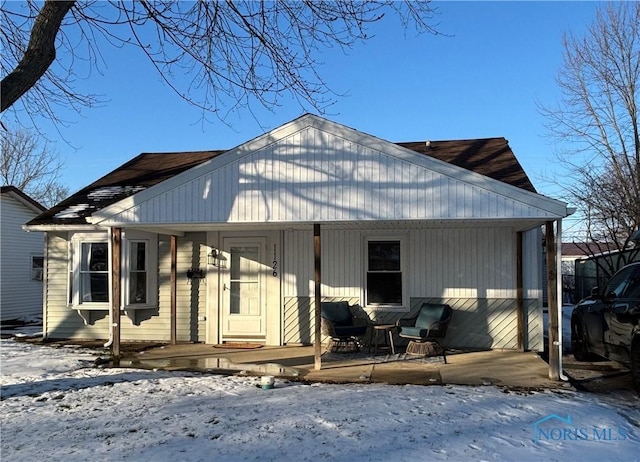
[170, 235, 178, 345]
[314, 223, 322, 370]
[546, 221, 561, 380]
[110, 227, 122, 366]
[516, 231, 524, 352]
[556, 218, 568, 381]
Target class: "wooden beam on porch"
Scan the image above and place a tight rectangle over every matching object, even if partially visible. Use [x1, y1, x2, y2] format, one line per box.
[314, 223, 322, 370]
[516, 232, 524, 352]
[170, 235, 178, 345]
[110, 227, 122, 366]
[546, 221, 560, 380]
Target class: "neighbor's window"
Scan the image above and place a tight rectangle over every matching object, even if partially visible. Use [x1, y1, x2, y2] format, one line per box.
[366, 240, 402, 306]
[80, 242, 109, 302]
[31, 255, 44, 281]
[127, 240, 147, 304]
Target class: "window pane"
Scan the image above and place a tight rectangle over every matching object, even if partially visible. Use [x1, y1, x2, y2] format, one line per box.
[80, 273, 108, 302]
[31, 256, 44, 281]
[81, 243, 108, 271]
[368, 241, 400, 271]
[605, 266, 634, 297]
[32, 256, 44, 269]
[129, 272, 147, 304]
[128, 241, 147, 304]
[367, 273, 402, 304]
[79, 242, 108, 303]
[620, 267, 640, 299]
[130, 242, 146, 271]
[230, 246, 259, 280]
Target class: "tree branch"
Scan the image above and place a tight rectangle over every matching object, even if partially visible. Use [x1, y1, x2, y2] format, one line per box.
[1, 0, 75, 112]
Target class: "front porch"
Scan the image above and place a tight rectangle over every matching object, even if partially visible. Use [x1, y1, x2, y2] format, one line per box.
[118, 343, 563, 390]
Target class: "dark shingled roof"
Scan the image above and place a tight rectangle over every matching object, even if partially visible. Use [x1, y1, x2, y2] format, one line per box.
[397, 138, 535, 193]
[27, 137, 535, 226]
[28, 151, 224, 226]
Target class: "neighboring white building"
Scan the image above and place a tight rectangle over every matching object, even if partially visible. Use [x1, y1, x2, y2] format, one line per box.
[1, 186, 46, 322]
[26, 115, 571, 351]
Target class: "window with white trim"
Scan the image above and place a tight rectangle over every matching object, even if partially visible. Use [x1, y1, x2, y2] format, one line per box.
[126, 240, 148, 305]
[122, 231, 157, 309]
[69, 231, 158, 310]
[31, 255, 44, 281]
[79, 241, 109, 303]
[365, 238, 404, 307]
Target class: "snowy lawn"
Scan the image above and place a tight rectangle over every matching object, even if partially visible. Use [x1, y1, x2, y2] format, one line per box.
[1, 336, 639, 461]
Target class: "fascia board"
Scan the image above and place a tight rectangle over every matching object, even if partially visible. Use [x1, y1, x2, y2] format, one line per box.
[23, 224, 105, 232]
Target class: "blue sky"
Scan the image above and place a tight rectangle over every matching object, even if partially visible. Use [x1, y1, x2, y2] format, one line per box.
[10, 1, 602, 234]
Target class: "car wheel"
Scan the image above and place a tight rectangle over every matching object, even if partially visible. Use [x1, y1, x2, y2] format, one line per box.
[631, 343, 640, 395]
[572, 320, 592, 361]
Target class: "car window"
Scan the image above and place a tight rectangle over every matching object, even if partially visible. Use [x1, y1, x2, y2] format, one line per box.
[604, 265, 635, 297]
[620, 266, 640, 299]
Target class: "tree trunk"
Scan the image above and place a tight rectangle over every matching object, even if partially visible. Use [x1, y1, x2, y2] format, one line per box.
[1, 1, 75, 112]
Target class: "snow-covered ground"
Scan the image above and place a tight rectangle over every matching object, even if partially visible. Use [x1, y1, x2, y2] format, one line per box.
[1, 326, 639, 461]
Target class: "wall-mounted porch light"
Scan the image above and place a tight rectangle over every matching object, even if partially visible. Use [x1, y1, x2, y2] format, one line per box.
[208, 248, 225, 268]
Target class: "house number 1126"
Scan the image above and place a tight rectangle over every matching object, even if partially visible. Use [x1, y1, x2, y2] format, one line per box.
[272, 245, 278, 277]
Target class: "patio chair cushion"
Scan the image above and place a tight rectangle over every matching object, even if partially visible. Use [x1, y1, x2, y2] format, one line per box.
[321, 301, 368, 338]
[332, 325, 368, 337]
[321, 301, 354, 326]
[398, 326, 429, 339]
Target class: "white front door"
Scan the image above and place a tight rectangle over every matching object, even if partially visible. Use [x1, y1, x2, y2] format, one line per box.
[221, 237, 267, 340]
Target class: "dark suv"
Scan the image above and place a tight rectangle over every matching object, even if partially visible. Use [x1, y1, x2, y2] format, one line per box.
[571, 261, 640, 392]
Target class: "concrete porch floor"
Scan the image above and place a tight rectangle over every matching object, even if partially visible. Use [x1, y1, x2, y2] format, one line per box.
[118, 344, 567, 391]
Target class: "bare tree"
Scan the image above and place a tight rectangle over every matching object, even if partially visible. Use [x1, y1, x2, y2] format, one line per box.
[1, 125, 69, 207]
[1, 1, 439, 127]
[541, 2, 640, 277]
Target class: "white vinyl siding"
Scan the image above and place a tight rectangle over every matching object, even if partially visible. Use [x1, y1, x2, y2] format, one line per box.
[0, 193, 44, 321]
[92, 118, 567, 227]
[281, 225, 543, 350]
[283, 226, 518, 300]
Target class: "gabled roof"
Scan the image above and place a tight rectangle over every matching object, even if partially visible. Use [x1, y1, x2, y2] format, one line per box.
[27, 115, 546, 227]
[1, 186, 46, 213]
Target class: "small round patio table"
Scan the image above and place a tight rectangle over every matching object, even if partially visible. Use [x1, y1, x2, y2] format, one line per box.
[369, 324, 396, 355]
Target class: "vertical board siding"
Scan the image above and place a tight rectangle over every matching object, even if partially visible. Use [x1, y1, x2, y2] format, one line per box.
[522, 227, 542, 300]
[1, 195, 44, 321]
[285, 227, 517, 300]
[283, 229, 361, 298]
[409, 227, 516, 299]
[102, 126, 558, 225]
[281, 226, 543, 350]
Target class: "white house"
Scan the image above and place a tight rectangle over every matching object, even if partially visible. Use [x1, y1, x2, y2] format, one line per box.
[1, 186, 46, 321]
[26, 115, 570, 357]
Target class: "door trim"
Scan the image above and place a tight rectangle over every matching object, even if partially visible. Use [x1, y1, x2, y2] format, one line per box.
[220, 236, 267, 341]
